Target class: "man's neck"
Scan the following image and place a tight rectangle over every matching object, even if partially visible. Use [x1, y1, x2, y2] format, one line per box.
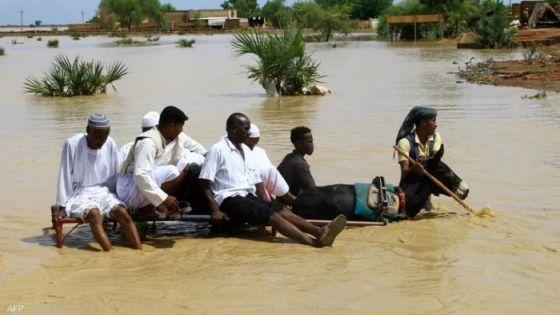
[416, 130, 430, 145]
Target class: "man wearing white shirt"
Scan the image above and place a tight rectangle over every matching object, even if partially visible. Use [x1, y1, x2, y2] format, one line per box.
[55, 114, 141, 251]
[199, 113, 346, 248]
[245, 123, 295, 205]
[117, 106, 193, 218]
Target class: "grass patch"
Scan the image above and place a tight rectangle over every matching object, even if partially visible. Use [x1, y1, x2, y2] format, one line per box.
[176, 38, 195, 48]
[47, 39, 59, 48]
[24, 55, 128, 97]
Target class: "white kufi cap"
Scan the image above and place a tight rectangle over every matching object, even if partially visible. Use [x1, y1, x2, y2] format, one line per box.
[249, 123, 260, 138]
[142, 111, 160, 128]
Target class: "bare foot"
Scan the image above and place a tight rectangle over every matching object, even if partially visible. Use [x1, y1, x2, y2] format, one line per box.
[317, 214, 347, 247]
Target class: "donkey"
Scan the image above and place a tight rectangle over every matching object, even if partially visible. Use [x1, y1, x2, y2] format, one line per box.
[291, 145, 469, 221]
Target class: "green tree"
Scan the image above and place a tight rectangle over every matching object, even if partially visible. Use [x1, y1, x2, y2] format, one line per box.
[293, 2, 324, 28]
[98, 0, 166, 30]
[261, 0, 293, 28]
[160, 3, 176, 11]
[220, 0, 260, 17]
[474, 0, 518, 48]
[232, 28, 323, 96]
[350, 0, 393, 19]
[419, 0, 480, 36]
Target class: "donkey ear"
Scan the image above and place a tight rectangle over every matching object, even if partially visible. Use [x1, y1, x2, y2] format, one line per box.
[433, 144, 444, 162]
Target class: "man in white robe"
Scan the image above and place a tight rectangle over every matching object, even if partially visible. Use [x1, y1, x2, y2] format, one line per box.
[244, 123, 295, 205]
[117, 106, 197, 218]
[55, 113, 142, 251]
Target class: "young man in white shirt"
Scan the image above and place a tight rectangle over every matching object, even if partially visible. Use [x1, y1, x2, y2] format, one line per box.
[199, 113, 346, 248]
[117, 106, 194, 218]
[55, 114, 142, 251]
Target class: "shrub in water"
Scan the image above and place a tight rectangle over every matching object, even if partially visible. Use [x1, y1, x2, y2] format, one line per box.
[47, 39, 59, 48]
[24, 55, 128, 96]
[176, 38, 195, 47]
[232, 28, 323, 96]
[0, 47, 5, 56]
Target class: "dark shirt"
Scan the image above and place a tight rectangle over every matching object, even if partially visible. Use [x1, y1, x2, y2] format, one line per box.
[277, 152, 316, 196]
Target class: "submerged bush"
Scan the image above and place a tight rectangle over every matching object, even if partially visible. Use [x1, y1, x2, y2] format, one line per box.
[115, 38, 134, 45]
[0, 47, 5, 56]
[232, 28, 323, 96]
[47, 39, 59, 48]
[176, 38, 195, 47]
[24, 55, 128, 97]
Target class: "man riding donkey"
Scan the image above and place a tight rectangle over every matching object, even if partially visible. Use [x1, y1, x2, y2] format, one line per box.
[54, 114, 142, 251]
[395, 106, 442, 212]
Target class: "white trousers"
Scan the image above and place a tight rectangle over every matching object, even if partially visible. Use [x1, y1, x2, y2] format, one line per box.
[117, 164, 183, 210]
[260, 165, 289, 198]
[65, 186, 122, 220]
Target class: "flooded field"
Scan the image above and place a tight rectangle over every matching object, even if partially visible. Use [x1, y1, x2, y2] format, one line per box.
[0, 34, 559, 314]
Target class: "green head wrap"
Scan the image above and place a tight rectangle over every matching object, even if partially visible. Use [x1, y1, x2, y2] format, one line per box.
[395, 106, 437, 144]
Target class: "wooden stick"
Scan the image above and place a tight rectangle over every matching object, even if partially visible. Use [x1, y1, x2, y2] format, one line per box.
[306, 219, 386, 227]
[393, 145, 475, 214]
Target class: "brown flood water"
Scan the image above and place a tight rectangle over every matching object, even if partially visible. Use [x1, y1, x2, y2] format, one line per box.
[0, 35, 559, 314]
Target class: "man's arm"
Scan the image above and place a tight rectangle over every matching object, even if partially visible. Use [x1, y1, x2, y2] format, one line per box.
[133, 138, 169, 207]
[56, 139, 74, 208]
[199, 179, 229, 225]
[298, 160, 316, 191]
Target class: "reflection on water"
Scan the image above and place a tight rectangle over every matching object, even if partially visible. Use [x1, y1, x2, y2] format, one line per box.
[0, 35, 559, 313]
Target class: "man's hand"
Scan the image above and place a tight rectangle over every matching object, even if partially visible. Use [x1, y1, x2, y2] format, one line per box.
[159, 196, 179, 212]
[211, 208, 230, 226]
[411, 159, 426, 174]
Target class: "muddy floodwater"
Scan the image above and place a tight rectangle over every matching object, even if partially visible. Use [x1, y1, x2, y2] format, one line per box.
[0, 35, 559, 314]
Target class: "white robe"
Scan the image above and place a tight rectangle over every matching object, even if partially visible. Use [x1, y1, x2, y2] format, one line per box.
[56, 134, 122, 218]
[251, 146, 289, 198]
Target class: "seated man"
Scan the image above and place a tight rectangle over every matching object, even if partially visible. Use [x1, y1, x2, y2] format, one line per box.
[199, 113, 346, 248]
[119, 111, 207, 167]
[117, 106, 196, 218]
[55, 113, 142, 251]
[244, 123, 296, 205]
[118, 111, 159, 165]
[277, 126, 316, 196]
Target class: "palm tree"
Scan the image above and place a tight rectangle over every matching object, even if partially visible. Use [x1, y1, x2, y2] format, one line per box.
[24, 55, 128, 96]
[232, 28, 323, 96]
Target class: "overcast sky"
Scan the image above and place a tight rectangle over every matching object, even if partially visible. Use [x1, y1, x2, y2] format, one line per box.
[0, 0, 298, 25]
[0, 0, 520, 26]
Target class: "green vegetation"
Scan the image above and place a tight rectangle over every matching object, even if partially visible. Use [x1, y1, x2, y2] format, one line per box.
[0, 47, 5, 56]
[115, 38, 134, 45]
[47, 39, 59, 48]
[474, 0, 519, 48]
[176, 38, 195, 47]
[37, 37, 43, 41]
[232, 28, 323, 96]
[221, 0, 260, 17]
[160, 3, 176, 12]
[261, 0, 293, 28]
[98, 0, 167, 30]
[71, 32, 84, 40]
[24, 55, 128, 97]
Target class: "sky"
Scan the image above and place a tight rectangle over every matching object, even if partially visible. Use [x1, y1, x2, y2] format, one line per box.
[0, 0, 521, 26]
[0, 0, 298, 26]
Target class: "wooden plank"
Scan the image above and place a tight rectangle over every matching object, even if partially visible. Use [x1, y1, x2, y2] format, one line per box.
[387, 14, 444, 25]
